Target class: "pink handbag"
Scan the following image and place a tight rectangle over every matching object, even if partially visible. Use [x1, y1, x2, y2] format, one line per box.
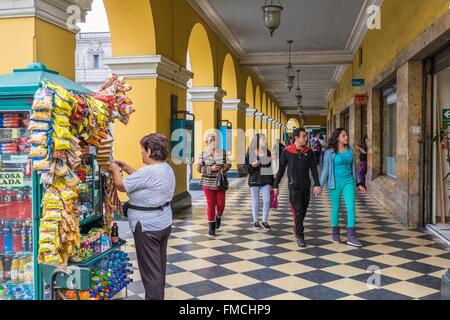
[270, 190, 278, 209]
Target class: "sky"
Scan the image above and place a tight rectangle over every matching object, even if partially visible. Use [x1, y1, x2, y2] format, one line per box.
[77, 0, 110, 32]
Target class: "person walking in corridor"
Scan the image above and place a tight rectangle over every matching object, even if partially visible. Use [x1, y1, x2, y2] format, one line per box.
[273, 128, 321, 247]
[108, 133, 175, 300]
[197, 132, 231, 237]
[320, 128, 366, 247]
[245, 133, 274, 230]
[356, 135, 368, 188]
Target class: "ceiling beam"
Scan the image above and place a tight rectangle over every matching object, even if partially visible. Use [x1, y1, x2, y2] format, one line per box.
[278, 100, 327, 108]
[265, 80, 337, 92]
[241, 51, 353, 67]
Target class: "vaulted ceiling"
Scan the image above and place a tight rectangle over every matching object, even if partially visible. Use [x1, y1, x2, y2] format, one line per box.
[188, 0, 382, 116]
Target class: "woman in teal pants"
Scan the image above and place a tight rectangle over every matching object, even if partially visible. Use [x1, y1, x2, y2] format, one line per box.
[320, 128, 366, 247]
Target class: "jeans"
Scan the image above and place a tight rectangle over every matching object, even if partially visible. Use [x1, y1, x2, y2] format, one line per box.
[329, 180, 356, 228]
[289, 188, 310, 238]
[202, 186, 226, 222]
[250, 185, 271, 223]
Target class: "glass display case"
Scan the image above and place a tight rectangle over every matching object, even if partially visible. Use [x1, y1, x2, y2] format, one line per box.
[0, 111, 35, 300]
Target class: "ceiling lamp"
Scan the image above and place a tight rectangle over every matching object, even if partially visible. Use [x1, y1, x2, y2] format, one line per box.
[285, 40, 295, 92]
[295, 69, 302, 107]
[262, 0, 284, 37]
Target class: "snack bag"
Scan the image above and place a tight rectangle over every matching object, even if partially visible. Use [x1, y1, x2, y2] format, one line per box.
[54, 138, 71, 150]
[29, 131, 48, 145]
[43, 253, 63, 264]
[42, 190, 64, 210]
[31, 110, 52, 121]
[32, 158, 51, 171]
[39, 242, 58, 253]
[41, 211, 62, 222]
[53, 113, 71, 127]
[32, 87, 53, 111]
[29, 144, 48, 158]
[39, 231, 60, 245]
[27, 120, 50, 131]
[52, 124, 73, 140]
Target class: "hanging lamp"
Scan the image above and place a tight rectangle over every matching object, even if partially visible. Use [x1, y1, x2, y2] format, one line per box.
[285, 40, 295, 92]
[262, 0, 284, 37]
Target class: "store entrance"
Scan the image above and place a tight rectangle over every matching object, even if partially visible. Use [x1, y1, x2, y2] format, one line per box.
[427, 47, 450, 244]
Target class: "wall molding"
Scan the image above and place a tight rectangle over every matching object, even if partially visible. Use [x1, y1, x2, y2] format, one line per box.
[103, 55, 194, 89]
[246, 108, 257, 117]
[255, 112, 264, 121]
[222, 99, 248, 112]
[0, 0, 93, 33]
[188, 87, 227, 103]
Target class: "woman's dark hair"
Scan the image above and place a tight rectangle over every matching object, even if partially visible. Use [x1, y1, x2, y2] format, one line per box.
[140, 133, 169, 161]
[328, 128, 347, 152]
[248, 133, 267, 154]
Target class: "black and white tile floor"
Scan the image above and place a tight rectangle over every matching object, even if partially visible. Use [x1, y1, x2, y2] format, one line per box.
[115, 177, 449, 300]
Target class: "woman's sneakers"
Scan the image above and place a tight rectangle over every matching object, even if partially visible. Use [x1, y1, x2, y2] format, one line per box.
[253, 221, 262, 230]
[346, 227, 362, 247]
[331, 226, 341, 243]
[261, 222, 271, 231]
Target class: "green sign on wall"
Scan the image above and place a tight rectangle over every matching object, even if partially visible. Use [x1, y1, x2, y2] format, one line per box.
[443, 109, 450, 126]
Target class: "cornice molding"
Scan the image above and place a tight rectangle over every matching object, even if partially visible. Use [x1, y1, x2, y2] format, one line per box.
[103, 55, 193, 89]
[188, 87, 227, 103]
[246, 108, 257, 117]
[241, 51, 353, 67]
[0, 0, 93, 33]
[222, 99, 248, 112]
[254, 112, 264, 121]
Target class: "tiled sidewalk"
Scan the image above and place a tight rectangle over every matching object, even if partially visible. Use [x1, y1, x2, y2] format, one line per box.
[116, 177, 449, 300]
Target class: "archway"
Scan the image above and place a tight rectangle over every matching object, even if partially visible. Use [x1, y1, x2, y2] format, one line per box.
[187, 23, 215, 87]
[287, 118, 300, 133]
[245, 76, 254, 107]
[221, 54, 238, 98]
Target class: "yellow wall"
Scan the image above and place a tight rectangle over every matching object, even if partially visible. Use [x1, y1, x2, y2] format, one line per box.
[0, 17, 75, 79]
[328, 0, 450, 114]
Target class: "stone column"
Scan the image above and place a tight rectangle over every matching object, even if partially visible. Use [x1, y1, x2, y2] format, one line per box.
[222, 99, 248, 177]
[188, 87, 226, 186]
[255, 112, 263, 134]
[262, 115, 269, 139]
[396, 60, 423, 226]
[245, 108, 257, 150]
[0, 0, 93, 79]
[105, 55, 194, 211]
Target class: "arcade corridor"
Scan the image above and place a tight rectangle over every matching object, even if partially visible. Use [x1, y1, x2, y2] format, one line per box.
[117, 177, 449, 300]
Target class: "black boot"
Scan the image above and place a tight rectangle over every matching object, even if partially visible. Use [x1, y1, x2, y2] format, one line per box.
[215, 216, 222, 230]
[208, 222, 216, 236]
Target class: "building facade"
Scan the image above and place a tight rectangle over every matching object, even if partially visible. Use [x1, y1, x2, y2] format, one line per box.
[327, 1, 450, 237]
[75, 32, 112, 92]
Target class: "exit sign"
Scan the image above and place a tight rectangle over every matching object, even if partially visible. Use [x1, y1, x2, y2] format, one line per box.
[352, 79, 365, 87]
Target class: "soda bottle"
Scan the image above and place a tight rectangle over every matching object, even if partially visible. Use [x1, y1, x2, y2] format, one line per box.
[111, 223, 119, 245]
[26, 222, 32, 252]
[18, 257, 25, 282]
[3, 223, 13, 254]
[0, 220, 4, 255]
[24, 256, 33, 283]
[12, 222, 22, 253]
[11, 257, 19, 282]
[0, 258, 4, 283]
[21, 222, 27, 252]
[3, 256, 12, 282]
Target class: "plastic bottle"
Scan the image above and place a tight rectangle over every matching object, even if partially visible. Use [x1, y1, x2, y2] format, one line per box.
[21, 222, 28, 252]
[12, 222, 22, 253]
[3, 256, 12, 282]
[11, 257, 19, 282]
[0, 259, 3, 283]
[0, 220, 4, 255]
[18, 256, 25, 282]
[24, 256, 33, 283]
[26, 222, 32, 252]
[3, 222, 13, 254]
[111, 223, 119, 245]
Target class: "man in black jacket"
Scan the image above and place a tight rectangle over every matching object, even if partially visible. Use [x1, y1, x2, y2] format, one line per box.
[273, 128, 321, 247]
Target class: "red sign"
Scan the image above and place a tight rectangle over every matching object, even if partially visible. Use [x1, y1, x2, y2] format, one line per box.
[354, 94, 369, 106]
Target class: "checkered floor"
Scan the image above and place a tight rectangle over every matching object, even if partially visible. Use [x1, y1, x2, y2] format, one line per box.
[115, 177, 449, 300]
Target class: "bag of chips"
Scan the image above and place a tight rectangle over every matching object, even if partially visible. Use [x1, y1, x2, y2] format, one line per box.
[32, 87, 53, 111]
[28, 120, 50, 131]
[31, 110, 52, 121]
[54, 138, 70, 150]
[32, 158, 51, 171]
[53, 113, 71, 127]
[52, 124, 73, 140]
[41, 211, 62, 222]
[29, 144, 48, 158]
[29, 131, 48, 145]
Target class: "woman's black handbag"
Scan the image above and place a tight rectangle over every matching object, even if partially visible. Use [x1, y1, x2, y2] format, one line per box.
[218, 170, 229, 191]
[217, 152, 229, 191]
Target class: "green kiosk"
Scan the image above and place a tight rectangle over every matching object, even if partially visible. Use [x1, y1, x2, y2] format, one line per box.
[0, 63, 129, 300]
